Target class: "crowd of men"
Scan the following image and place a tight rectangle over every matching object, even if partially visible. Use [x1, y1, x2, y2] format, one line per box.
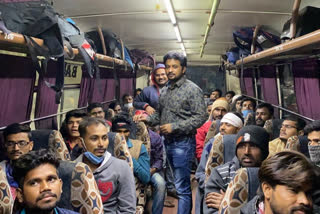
[0, 50, 320, 214]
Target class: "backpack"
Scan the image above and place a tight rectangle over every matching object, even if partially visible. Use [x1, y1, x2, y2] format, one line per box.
[0, 0, 64, 103]
[85, 29, 133, 69]
[233, 27, 281, 54]
[129, 49, 155, 70]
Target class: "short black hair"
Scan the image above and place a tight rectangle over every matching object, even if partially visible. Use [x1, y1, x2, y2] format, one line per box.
[79, 117, 109, 138]
[304, 120, 320, 135]
[65, 109, 87, 123]
[87, 102, 104, 113]
[212, 89, 222, 97]
[12, 149, 59, 188]
[163, 51, 187, 68]
[134, 88, 142, 96]
[109, 101, 121, 110]
[284, 116, 306, 131]
[241, 98, 257, 109]
[3, 123, 31, 142]
[111, 112, 132, 132]
[225, 91, 235, 97]
[122, 94, 132, 102]
[256, 103, 274, 117]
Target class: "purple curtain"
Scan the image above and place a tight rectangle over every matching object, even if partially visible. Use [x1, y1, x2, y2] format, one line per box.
[240, 68, 255, 97]
[78, 66, 94, 107]
[0, 55, 36, 127]
[293, 59, 320, 119]
[34, 61, 60, 130]
[119, 78, 134, 98]
[259, 65, 279, 117]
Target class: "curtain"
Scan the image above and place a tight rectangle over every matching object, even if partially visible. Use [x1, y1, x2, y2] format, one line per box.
[119, 78, 134, 98]
[293, 59, 320, 120]
[34, 61, 60, 130]
[78, 65, 94, 107]
[240, 68, 255, 97]
[0, 55, 36, 127]
[259, 65, 279, 117]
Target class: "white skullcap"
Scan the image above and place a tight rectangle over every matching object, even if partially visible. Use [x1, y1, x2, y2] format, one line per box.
[221, 112, 243, 128]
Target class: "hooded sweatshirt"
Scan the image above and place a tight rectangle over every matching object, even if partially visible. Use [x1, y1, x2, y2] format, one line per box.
[75, 153, 136, 213]
[133, 64, 166, 110]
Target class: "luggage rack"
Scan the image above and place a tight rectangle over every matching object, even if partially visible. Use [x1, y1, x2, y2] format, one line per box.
[0, 31, 153, 71]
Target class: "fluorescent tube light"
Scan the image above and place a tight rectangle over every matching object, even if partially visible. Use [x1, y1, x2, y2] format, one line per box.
[174, 25, 182, 42]
[164, 0, 176, 25]
[180, 43, 185, 51]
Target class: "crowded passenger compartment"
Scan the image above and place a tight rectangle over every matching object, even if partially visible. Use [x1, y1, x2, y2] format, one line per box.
[0, 0, 320, 214]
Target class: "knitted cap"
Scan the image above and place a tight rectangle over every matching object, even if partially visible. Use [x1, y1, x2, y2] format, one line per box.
[235, 125, 269, 158]
[154, 63, 165, 73]
[211, 98, 229, 112]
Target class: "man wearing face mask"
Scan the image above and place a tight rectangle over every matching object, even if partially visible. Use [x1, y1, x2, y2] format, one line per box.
[75, 117, 136, 213]
[304, 120, 320, 167]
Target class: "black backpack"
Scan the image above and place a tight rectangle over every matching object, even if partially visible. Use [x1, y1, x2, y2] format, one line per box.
[0, 0, 64, 103]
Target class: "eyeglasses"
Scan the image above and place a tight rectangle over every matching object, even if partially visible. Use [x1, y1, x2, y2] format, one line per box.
[5, 141, 30, 148]
[280, 124, 297, 129]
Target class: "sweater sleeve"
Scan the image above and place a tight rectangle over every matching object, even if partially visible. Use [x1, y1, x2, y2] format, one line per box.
[117, 161, 137, 213]
[196, 121, 211, 161]
[133, 88, 149, 110]
[132, 144, 151, 184]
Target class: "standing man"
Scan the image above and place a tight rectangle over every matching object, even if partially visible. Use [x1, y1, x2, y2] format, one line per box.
[134, 63, 168, 115]
[135, 51, 207, 213]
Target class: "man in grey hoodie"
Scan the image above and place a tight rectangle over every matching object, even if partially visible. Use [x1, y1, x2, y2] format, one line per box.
[304, 120, 320, 167]
[76, 117, 136, 213]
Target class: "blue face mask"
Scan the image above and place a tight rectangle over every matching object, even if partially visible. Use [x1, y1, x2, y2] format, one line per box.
[242, 109, 254, 118]
[84, 152, 104, 165]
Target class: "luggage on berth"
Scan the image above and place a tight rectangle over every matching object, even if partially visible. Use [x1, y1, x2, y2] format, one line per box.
[0, 0, 64, 104]
[129, 49, 155, 69]
[233, 27, 281, 54]
[281, 6, 320, 41]
[85, 30, 134, 69]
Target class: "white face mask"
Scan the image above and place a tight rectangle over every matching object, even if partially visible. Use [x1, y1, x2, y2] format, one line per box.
[124, 103, 133, 108]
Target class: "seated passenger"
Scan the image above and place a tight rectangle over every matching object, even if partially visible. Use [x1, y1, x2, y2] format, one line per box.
[268, 116, 306, 156]
[210, 89, 222, 102]
[112, 113, 150, 185]
[76, 117, 136, 213]
[0, 123, 34, 201]
[13, 149, 78, 214]
[240, 97, 256, 118]
[255, 103, 274, 127]
[134, 64, 168, 115]
[204, 125, 269, 214]
[196, 98, 229, 161]
[242, 151, 318, 214]
[108, 101, 122, 116]
[231, 95, 243, 113]
[87, 102, 112, 127]
[148, 127, 166, 214]
[60, 110, 86, 160]
[224, 91, 235, 104]
[304, 120, 320, 167]
[122, 94, 134, 114]
[195, 112, 243, 214]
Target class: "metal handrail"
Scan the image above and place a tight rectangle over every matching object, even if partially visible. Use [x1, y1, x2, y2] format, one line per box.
[242, 94, 314, 122]
[0, 99, 116, 130]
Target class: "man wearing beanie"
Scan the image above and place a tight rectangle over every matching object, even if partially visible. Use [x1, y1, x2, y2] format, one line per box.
[204, 125, 269, 214]
[304, 120, 320, 167]
[196, 98, 229, 161]
[134, 63, 168, 115]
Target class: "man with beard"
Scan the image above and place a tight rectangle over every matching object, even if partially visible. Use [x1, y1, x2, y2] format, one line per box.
[13, 149, 78, 214]
[204, 125, 269, 214]
[134, 64, 168, 115]
[269, 116, 306, 156]
[242, 151, 318, 214]
[0, 123, 34, 202]
[255, 103, 274, 127]
[196, 98, 229, 161]
[76, 117, 136, 213]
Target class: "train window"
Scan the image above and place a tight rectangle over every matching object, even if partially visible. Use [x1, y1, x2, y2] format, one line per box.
[279, 64, 298, 116]
[58, 88, 80, 127]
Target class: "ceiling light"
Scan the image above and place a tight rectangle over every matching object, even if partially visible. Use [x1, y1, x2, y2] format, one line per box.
[174, 25, 182, 42]
[163, 0, 177, 25]
[180, 43, 185, 51]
